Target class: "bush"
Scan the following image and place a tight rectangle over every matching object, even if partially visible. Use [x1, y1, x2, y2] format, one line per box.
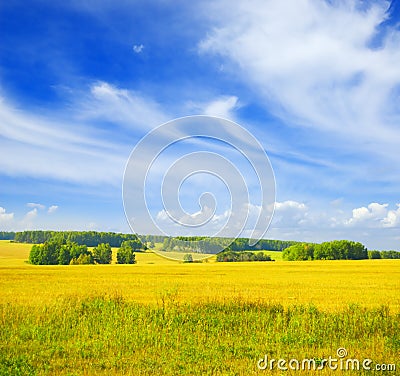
[216, 251, 273, 262]
[183, 254, 193, 263]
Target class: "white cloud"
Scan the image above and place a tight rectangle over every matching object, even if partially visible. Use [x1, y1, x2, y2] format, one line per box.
[133, 44, 144, 53]
[0, 81, 173, 186]
[0, 207, 14, 224]
[86, 81, 168, 129]
[345, 202, 389, 226]
[25, 208, 38, 220]
[186, 96, 239, 119]
[203, 96, 239, 119]
[19, 208, 38, 229]
[27, 203, 46, 210]
[47, 205, 58, 214]
[199, 0, 400, 157]
[274, 200, 307, 212]
[271, 200, 308, 228]
[382, 204, 400, 228]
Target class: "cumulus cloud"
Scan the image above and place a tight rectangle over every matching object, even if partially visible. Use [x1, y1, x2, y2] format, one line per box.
[27, 202, 45, 210]
[19, 208, 38, 229]
[346, 202, 388, 225]
[0, 207, 14, 223]
[47, 205, 58, 214]
[132, 44, 144, 53]
[382, 204, 400, 228]
[25, 208, 38, 220]
[341, 202, 400, 229]
[271, 200, 309, 227]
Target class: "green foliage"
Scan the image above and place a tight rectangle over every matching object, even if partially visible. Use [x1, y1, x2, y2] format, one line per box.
[380, 250, 400, 259]
[93, 243, 112, 264]
[116, 243, 137, 264]
[15, 230, 142, 247]
[28, 241, 60, 265]
[120, 239, 144, 252]
[368, 250, 382, 259]
[283, 240, 368, 261]
[216, 251, 273, 262]
[70, 253, 94, 265]
[282, 243, 314, 261]
[29, 241, 94, 265]
[183, 253, 193, 263]
[58, 245, 71, 265]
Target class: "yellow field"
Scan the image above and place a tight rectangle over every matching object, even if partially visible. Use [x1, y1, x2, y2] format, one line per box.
[0, 240, 399, 312]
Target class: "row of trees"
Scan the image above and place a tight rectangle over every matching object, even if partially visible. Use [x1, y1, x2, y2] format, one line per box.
[15, 231, 143, 247]
[216, 251, 273, 262]
[368, 250, 400, 259]
[29, 239, 141, 265]
[0, 231, 15, 240]
[162, 236, 298, 254]
[282, 240, 368, 261]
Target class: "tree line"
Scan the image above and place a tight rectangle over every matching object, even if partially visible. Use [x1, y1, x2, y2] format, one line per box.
[2, 231, 400, 259]
[0, 231, 15, 240]
[282, 240, 368, 261]
[162, 236, 298, 253]
[367, 250, 400, 259]
[14, 230, 141, 247]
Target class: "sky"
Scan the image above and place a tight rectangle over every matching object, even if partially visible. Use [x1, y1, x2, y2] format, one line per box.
[1, 0, 400, 249]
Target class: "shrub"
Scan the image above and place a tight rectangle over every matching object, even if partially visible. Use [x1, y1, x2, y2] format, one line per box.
[183, 254, 193, 263]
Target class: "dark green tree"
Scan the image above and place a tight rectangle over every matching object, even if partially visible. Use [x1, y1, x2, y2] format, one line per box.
[93, 243, 112, 264]
[116, 243, 136, 264]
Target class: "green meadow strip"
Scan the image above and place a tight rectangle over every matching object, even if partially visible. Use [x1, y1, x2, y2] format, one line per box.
[1, 296, 399, 375]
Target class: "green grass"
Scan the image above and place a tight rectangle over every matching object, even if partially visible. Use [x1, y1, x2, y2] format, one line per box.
[0, 295, 399, 375]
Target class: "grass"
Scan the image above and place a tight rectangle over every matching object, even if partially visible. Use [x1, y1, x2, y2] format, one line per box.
[0, 295, 399, 375]
[0, 240, 399, 375]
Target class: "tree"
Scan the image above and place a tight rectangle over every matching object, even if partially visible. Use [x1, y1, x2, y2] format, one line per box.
[183, 253, 193, 263]
[368, 250, 381, 259]
[120, 239, 144, 252]
[58, 245, 71, 265]
[93, 243, 112, 264]
[282, 243, 314, 261]
[28, 241, 59, 265]
[116, 244, 136, 264]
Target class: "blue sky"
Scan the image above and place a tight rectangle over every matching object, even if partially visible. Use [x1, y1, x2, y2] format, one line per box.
[1, 0, 400, 249]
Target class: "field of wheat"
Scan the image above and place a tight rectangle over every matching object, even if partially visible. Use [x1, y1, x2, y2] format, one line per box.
[0, 240, 399, 375]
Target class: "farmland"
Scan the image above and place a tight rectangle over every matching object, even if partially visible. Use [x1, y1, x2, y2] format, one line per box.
[0, 240, 399, 375]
